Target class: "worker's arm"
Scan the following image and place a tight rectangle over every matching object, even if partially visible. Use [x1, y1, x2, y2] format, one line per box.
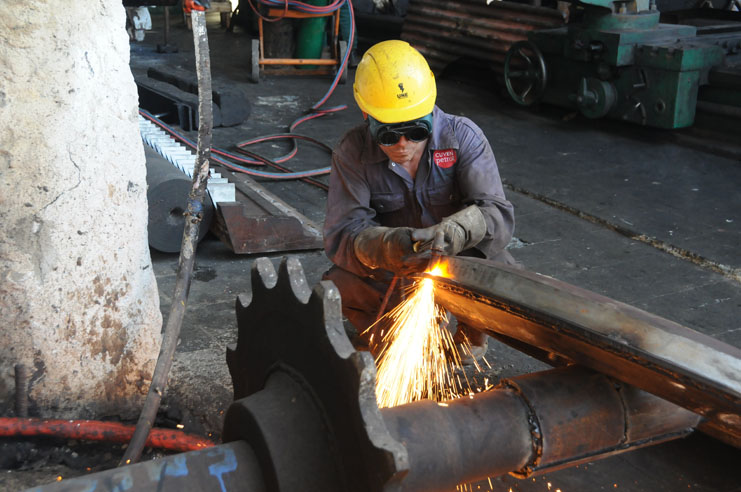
[448, 116, 515, 258]
[323, 127, 382, 277]
[324, 127, 431, 277]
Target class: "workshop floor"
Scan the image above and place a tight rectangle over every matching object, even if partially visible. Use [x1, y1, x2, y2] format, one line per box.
[133, 10, 741, 492]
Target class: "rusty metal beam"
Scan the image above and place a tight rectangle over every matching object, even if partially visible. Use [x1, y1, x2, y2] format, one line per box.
[428, 256, 741, 446]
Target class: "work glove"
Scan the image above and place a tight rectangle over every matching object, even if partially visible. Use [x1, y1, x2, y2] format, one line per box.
[354, 226, 429, 276]
[183, 0, 210, 13]
[411, 205, 487, 256]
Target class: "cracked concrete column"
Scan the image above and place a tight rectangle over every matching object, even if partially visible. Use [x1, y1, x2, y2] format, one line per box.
[0, 1, 162, 418]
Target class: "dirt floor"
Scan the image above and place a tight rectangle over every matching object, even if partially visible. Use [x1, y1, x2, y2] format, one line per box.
[3, 8, 741, 492]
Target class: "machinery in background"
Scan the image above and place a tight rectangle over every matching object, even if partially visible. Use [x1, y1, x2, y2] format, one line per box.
[503, 0, 741, 129]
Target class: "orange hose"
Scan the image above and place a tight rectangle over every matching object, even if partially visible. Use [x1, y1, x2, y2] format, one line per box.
[0, 417, 215, 452]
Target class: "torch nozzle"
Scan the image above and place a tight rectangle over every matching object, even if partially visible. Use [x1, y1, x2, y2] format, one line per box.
[430, 229, 446, 256]
[412, 229, 446, 257]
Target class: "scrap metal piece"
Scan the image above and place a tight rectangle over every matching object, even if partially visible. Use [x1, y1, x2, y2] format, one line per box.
[139, 116, 236, 208]
[136, 76, 219, 131]
[211, 169, 323, 254]
[428, 255, 741, 446]
[224, 257, 409, 490]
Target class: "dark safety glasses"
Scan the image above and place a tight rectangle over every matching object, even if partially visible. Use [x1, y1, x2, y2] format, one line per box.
[375, 123, 431, 146]
[367, 114, 433, 147]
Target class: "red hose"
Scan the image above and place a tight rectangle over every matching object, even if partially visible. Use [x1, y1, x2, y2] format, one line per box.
[0, 417, 215, 453]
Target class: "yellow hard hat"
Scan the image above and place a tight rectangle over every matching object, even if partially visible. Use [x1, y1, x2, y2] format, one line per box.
[353, 40, 437, 124]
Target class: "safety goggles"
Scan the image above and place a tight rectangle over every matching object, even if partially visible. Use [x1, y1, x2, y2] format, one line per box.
[375, 123, 430, 146]
[369, 115, 432, 146]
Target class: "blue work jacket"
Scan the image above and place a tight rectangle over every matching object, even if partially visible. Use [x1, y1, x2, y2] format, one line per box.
[324, 106, 515, 278]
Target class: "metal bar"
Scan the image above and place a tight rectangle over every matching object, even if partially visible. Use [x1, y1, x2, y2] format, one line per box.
[428, 256, 741, 446]
[260, 58, 338, 65]
[14, 364, 28, 418]
[216, 165, 323, 236]
[164, 6, 171, 45]
[259, 67, 338, 76]
[120, 9, 214, 466]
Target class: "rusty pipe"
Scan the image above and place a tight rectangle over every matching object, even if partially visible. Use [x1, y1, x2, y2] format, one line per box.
[381, 366, 700, 491]
[382, 388, 533, 489]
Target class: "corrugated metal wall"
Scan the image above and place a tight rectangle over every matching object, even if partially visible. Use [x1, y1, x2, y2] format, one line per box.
[401, 0, 565, 75]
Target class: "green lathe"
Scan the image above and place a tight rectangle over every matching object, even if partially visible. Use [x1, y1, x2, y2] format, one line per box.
[503, 0, 740, 129]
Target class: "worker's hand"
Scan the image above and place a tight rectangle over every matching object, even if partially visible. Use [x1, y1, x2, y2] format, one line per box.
[354, 226, 429, 276]
[411, 205, 487, 256]
[183, 0, 210, 13]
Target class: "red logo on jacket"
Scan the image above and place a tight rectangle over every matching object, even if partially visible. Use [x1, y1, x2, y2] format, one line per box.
[433, 149, 457, 169]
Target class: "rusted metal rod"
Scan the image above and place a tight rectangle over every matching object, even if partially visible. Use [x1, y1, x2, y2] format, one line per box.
[120, 9, 213, 467]
[14, 363, 28, 418]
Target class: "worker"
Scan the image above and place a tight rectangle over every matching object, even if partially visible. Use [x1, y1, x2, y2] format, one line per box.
[323, 40, 517, 362]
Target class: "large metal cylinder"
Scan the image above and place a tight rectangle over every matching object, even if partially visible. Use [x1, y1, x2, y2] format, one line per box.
[145, 145, 214, 252]
[381, 390, 533, 490]
[381, 366, 701, 491]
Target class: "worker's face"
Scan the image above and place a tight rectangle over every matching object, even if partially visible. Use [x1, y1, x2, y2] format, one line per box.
[366, 114, 431, 164]
[377, 135, 428, 164]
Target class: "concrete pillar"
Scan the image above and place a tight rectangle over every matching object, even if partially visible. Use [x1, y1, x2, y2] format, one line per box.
[0, 1, 162, 418]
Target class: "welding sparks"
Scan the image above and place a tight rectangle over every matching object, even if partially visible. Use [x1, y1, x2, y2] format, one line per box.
[373, 263, 478, 408]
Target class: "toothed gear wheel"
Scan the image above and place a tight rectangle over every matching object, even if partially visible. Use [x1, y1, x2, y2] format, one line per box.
[223, 257, 408, 491]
